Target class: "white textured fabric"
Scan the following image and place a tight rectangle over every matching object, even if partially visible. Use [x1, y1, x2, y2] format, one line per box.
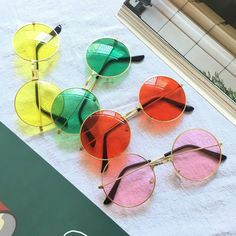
[0, 0, 236, 235]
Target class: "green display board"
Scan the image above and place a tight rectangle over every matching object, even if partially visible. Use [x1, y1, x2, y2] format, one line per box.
[0, 122, 128, 236]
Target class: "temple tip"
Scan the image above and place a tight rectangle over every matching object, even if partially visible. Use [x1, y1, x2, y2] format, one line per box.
[184, 105, 194, 112]
[55, 25, 62, 34]
[103, 197, 112, 205]
[221, 154, 227, 162]
[101, 160, 108, 173]
[131, 55, 145, 62]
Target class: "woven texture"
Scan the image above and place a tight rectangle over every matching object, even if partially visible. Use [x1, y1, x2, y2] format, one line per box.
[0, 0, 235, 235]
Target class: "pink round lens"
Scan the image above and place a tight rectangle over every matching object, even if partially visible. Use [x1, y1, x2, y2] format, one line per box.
[102, 154, 156, 207]
[172, 129, 221, 181]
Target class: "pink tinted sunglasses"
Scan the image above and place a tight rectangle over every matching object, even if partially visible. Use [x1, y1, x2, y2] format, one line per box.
[99, 129, 227, 208]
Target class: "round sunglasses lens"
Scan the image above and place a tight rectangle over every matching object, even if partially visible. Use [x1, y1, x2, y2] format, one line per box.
[80, 110, 130, 160]
[139, 76, 186, 121]
[13, 22, 59, 61]
[172, 129, 222, 181]
[86, 38, 130, 77]
[14, 80, 61, 127]
[102, 154, 156, 207]
[51, 88, 100, 134]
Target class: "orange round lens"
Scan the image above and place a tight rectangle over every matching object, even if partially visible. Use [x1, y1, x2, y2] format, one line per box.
[80, 110, 131, 160]
[139, 76, 186, 121]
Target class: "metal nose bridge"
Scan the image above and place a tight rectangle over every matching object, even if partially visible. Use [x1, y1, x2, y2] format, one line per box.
[150, 155, 172, 167]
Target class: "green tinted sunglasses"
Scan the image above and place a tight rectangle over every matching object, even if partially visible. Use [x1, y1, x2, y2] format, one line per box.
[51, 37, 144, 134]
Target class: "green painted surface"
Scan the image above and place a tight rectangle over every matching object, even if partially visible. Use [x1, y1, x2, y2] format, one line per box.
[0, 122, 128, 236]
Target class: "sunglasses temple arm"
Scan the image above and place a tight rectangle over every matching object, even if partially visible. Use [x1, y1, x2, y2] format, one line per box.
[102, 160, 151, 205]
[31, 25, 43, 131]
[142, 96, 194, 113]
[124, 89, 192, 120]
[91, 108, 140, 163]
[83, 114, 129, 159]
[100, 120, 128, 173]
[85, 39, 119, 90]
[139, 85, 185, 115]
[57, 91, 93, 133]
[34, 82, 51, 118]
[34, 81, 68, 131]
[83, 59, 112, 91]
[184, 105, 194, 112]
[165, 98, 194, 113]
[32, 41, 43, 131]
[101, 137, 109, 173]
[98, 55, 145, 73]
[131, 55, 145, 62]
[51, 25, 62, 36]
[32, 58, 62, 121]
[87, 55, 145, 90]
[124, 106, 143, 120]
[35, 25, 62, 70]
[31, 25, 62, 132]
[77, 101, 96, 146]
[101, 143, 227, 205]
[34, 81, 43, 131]
[32, 26, 67, 129]
[164, 144, 227, 162]
[111, 55, 145, 63]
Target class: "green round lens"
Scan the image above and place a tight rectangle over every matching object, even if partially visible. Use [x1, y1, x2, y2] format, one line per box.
[51, 88, 100, 134]
[86, 38, 130, 77]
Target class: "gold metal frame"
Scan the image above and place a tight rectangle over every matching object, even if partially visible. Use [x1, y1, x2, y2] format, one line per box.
[80, 76, 188, 160]
[99, 129, 223, 208]
[117, 5, 236, 125]
[100, 154, 157, 208]
[84, 37, 132, 79]
[79, 109, 131, 161]
[138, 75, 187, 123]
[13, 22, 61, 131]
[14, 79, 61, 130]
[52, 87, 101, 135]
[55, 37, 133, 135]
[171, 128, 222, 182]
[12, 22, 60, 63]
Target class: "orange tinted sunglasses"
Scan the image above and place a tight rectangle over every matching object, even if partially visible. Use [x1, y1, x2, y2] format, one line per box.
[80, 76, 194, 172]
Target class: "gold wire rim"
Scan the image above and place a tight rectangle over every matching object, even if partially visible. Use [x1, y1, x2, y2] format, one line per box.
[51, 38, 132, 133]
[99, 129, 222, 207]
[84, 37, 132, 79]
[13, 22, 60, 62]
[79, 109, 131, 161]
[80, 75, 187, 160]
[171, 128, 222, 182]
[14, 80, 61, 127]
[51, 87, 101, 134]
[138, 75, 187, 123]
[101, 153, 157, 208]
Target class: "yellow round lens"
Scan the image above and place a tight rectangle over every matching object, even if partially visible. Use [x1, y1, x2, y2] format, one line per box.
[13, 22, 59, 61]
[15, 80, 61, 127]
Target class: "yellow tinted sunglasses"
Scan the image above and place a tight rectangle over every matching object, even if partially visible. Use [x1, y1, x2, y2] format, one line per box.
[13, 22, 62, 130]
